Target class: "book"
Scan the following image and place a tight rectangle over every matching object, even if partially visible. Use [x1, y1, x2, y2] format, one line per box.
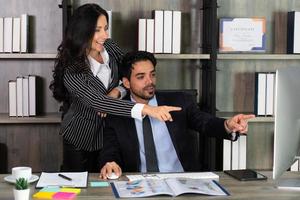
[238, 136, 247, 170]
[163, 10, 172, 53]
[172, 11, 181, 54]
[274, 12, 287, 54]
[219, 17, 266, 52]
[287, 11, 300, 54]
[36, 172, 88, 188]
[21, 14, 29, 53]
[8, 80, 17, 117]
[107, 10, 112, 38]
[4, 17, 13, 53]
[255, 73, 266, 116]
[22, 76, 29, 117]
[153, 10, 163, 53]
[266, 73, 275, 116]
[232, 139, 239, 170]
[16, 76, 23, 117]
[28, 75, 36, 116]
[0, 17, 3, 52]
[111, 178, 229, 198]
[138, 19, 146, 51]
[223, 140, 231, 170]
[12, 17, 21, 52]
[146, 19, 154, 53]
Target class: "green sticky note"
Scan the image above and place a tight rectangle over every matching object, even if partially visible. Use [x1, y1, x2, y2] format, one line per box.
[90, 181, 110, 187]
[40, 186, 60, 192]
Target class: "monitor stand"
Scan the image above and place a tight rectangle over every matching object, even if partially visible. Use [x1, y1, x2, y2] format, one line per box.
[277, 179, 300, 190]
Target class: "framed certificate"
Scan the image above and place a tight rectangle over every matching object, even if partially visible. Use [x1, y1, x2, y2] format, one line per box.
[219, 17, 266, 52]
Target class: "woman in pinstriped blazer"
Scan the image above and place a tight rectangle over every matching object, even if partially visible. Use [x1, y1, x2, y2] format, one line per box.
[49, 4, 181, 172]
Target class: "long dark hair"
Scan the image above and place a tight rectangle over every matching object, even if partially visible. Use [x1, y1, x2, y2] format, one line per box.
[49, 3, 108, 103]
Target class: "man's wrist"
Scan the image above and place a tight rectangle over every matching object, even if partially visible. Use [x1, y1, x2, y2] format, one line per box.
[224, 119, 231, 133]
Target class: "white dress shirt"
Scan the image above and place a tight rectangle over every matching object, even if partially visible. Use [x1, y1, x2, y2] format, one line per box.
[88, 50, 111, 89]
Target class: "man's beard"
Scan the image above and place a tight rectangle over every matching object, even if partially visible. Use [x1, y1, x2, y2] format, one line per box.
[132, 84, 156, 101]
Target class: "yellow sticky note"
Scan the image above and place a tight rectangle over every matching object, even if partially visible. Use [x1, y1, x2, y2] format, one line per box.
[33, 191, 55, 199]
[60, 188, 81, 194]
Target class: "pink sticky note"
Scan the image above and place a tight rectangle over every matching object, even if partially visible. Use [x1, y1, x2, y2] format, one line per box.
[52, 192, 76, 200]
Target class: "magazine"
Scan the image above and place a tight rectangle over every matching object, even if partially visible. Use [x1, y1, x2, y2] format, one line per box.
[111, 178, 229, 198]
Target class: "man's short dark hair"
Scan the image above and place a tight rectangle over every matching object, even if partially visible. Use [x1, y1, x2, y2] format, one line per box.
[120, 51, 157, 80]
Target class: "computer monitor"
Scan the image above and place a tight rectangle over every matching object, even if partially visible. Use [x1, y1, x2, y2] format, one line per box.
[273, 66, 300, 188]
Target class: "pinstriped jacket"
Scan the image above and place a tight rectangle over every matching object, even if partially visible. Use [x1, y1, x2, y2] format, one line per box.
[60, 39, 135, 151]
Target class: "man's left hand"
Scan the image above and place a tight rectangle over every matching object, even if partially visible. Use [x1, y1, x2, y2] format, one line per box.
[225, 114, 255, 134]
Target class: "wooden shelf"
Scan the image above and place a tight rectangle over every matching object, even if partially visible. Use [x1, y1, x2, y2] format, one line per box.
[0, 53, 210, 60]
[0, 113, 61, 124]
[154, 54, 210, 59]
[0, 53, 56, 59]
[217, 54, 300, 60]
[217, 112, 274, 123]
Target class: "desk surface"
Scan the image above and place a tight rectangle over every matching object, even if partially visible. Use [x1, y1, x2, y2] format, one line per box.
[0, 171, 300, 199]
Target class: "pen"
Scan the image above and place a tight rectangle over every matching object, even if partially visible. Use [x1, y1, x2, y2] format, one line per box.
[58, 173, 72, 181]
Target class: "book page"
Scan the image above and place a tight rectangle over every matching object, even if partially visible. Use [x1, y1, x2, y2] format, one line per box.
[112, 179, 174, 198]
[165, 178, 229, 196]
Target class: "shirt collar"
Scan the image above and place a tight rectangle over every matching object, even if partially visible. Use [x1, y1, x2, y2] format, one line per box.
[130, 95, 157, 106]
[88, 47, 110, 76]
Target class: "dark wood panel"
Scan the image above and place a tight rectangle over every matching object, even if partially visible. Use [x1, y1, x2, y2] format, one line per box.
[0, 124, 62, 173]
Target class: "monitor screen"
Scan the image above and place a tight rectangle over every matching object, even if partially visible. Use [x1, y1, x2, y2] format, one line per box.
[273, 66, 300, 180]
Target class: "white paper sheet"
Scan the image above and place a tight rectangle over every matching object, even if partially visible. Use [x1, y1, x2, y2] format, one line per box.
[36, 172, 88, 188]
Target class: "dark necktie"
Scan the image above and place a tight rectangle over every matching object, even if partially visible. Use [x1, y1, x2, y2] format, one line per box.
[143, 116, 159, 172]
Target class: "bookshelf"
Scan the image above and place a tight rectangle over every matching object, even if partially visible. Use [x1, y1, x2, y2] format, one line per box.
[0, 0, 62, 173]
[0, 113, 61, 124]
[217, 54, 300, 60]
[215, 0, 300, 170]
[0, 53, 56, 59]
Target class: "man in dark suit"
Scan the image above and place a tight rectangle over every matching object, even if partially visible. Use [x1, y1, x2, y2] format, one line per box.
[99, 51, 254, 178]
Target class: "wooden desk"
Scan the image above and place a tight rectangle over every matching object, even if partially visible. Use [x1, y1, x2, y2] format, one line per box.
[0, 172, 300, 199]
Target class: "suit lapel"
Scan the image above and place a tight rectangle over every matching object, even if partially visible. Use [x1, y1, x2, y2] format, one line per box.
[122, 116, 141, 170]
[108, 53, 118, 91]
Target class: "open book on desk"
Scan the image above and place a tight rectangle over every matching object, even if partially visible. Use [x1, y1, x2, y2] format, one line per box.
[36, 172, 88, 188]
[111, 178, 229, 198]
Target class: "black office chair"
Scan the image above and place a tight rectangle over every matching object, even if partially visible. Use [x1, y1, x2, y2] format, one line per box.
[157, 89, 203, 171]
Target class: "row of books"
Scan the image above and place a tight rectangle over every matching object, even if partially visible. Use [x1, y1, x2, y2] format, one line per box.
[138, 10, 181, 54]
[0, 14, 29, 53]
[254, 72, 275, 116]
[8, 75, 37, 117]
[223, 136, 247, 170]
